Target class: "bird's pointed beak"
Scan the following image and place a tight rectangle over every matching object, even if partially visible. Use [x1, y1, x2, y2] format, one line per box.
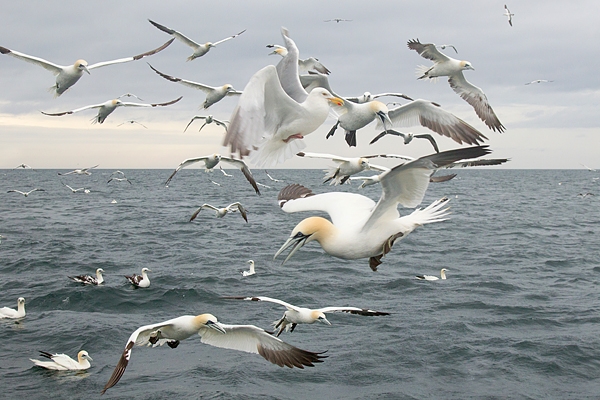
[87, 355, 93, 361]
[206, 320, 227, 334]
[328, 97, 344, 107]
[82, 65, 90, 75]
[274, 233, 310, 265]
[320, 318, 332, 326]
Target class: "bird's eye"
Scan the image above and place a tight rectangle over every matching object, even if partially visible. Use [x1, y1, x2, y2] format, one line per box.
[294, 232, 305, 239]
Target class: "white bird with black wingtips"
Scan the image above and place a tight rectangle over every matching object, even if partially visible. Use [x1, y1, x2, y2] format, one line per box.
[68, 268, 104, 285]
[416, 268, 448, 281]
[30, 350, 92, 370]
[0, 297, 25, 319]
[125, 268, 151, 288]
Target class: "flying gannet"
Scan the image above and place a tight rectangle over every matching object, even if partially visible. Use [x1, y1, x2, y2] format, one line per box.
[7, 188, 45, 197]
[189, 202, 248, 223]
[295, 151, 388, 185]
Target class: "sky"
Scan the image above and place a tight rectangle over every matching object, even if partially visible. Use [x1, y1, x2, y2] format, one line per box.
[1, 0, 598, 169]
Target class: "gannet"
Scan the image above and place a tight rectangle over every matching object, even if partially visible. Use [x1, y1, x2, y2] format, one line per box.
[295, 151, 388, 185]
[324, 19, 352, 23]
[118, 93, 144, 101]
[408, 39, 505, 133]
[327, 100, 393, 147]
[107, 177, 132, 185]
[437, 44, 458, 54]
[370, 129, 440, 153]
[504, 5, 514, 26]
[525, 79, 553, 85]
[7, 188, 45, 197]
[101, 313, 326, 394]
[224, 296, 389, 337]
[12, 163, 36, 171]
[219, 166, 233, 177]
[416, 268, 448, 280]
[266, 44, 331, 75]
[148, 19, 245, 61]
[189, 202, 248, 223]
[117, 120, 148, 128]
[148, 64, 241, 109]
[41, 96, 181, 124]
[242, 260, 256, 276]
[0, 40, 173, 97]
[62, 183, 90, 193]
[125, 268, 151, 288]
[275, 146, 491, 271]
[164, 154, 260, 195]
[57, 165, 98, 176]
[30, 350, 92, 370]
[183, 115, 228, 133]
[0, 297, 25, 319]
[68, 268, 104, 285]
[345, 92, 413, 104]
[265, 170, 282, 182]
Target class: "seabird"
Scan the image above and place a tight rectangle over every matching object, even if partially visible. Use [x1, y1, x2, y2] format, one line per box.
[242, 260, 256, 276]
[326, 100, 393, 147]
[148, 19, 245, 61]
[525, 79, 553, 85]
[416, 268, 448, 281]
[118, 93, 144, 101]
[345, 92, 413, 104]
[30, 350, 92, 370]
[107, 177, 132, 185]
[504, 5, 514, 26]
[62, 183, 90, 193]
[219, 166, 233, 177]
[125, 268, 151, 288]
[223, 296, 389, 337]
[100, 313, 326, 394]
[189, 202, 248, 223]
[148, 64, 241, 109]
[12, 163, 36, 171]
[68, 268, 104, 285]
[265, 170, 282, 182]
[0, 297, 25, 319]
[295, 151, 388, 185]
[223, 28, 343, 167]
[57, 165, 98, 176]
[7, 188, 45, 197]
[41, 96, 181, 124]
[117, 120, 148, 128]
[164, 153, 260, 195]
[0, 40, 173, 97]
[275, 146, 491, 271]
[370, 130, 440, 153]
[407, 39, 505, 133]
[183, 115, 229, 133]
[437, 44, 458, 53]
[324, 19, 352, 23]
[266, 44, 331, 75]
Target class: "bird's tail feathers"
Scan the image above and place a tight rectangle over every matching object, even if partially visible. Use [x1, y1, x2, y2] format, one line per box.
[250, 138, 306, 168]
[404, 197, 450, 228]
[416, 65, 437, 81]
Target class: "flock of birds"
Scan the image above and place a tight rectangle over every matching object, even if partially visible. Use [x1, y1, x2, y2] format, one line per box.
[3, 6, 569, 395]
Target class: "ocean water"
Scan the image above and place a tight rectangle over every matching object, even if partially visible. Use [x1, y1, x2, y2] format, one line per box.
[1, 168, 599, 399]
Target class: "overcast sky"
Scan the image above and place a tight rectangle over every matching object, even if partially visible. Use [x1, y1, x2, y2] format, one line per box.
[1, 0, 598, 169]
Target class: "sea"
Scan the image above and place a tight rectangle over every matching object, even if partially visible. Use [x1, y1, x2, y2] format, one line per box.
[1, 168, 599, 399]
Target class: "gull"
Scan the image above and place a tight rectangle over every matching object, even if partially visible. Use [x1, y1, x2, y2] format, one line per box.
[58, 165, 98, 176]
[100, 313, 326, 394]
[408, 39, 505, 133]
[266, 44, 331, 75]
[437, 44, 458, 54]
[125, 268, 151, 288]
[0, 297, 25, 319]
[12, 163, 36, 171]
[0, 40, 173, 97]
[345, 92, 413, 104]
[295, 151, 388, 185]
[274, 146, 491, 271]
[416, 268, 448, 281]
[189, 202, 248, 223]
[148, 19, 246, 61]
[504, 5, 514, 26]
[148, 64, 241, 109]
[326, 100, 393, 147]
[118, 93, 144, 101]
[183, 115, 228, 133]
[164, 154, 260, 195]
[370, 130, 440, 153]
[223, 296, 389, 337]
[242, 260, 256, 276]
[324, 19, 352, 23]
[41, 96, 182, 124]
[117, 120, 148, 129]
[219, 166, 233, 177]
[525, 79, 553, 85]
[62, 183, 90, 193]
[68, 268, 104, 285]
[30, 350, 92, 371]
[107, 177, 132, 185]
[7, 188, 45, 197]
[265, 170, 282, 182]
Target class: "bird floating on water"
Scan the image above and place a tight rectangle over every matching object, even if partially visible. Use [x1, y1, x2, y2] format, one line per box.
[223, 296, 389, 337]
[189, 202, 248, 223]
[68, 268, 104, 285]
[7, 188, 45, 197]
[416, 268, 448, 281]
[242, 260, 256, 276]
[100, 313, 326, 394]
[148, 19, 246, 61]
[275, 146, 491, 271]
[0, 40, 173, 97]
[125, 268, 151, 288]
[407, 39, 505, 133]
[0, 297, 25, 319]
[30, 350, 92, 370]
